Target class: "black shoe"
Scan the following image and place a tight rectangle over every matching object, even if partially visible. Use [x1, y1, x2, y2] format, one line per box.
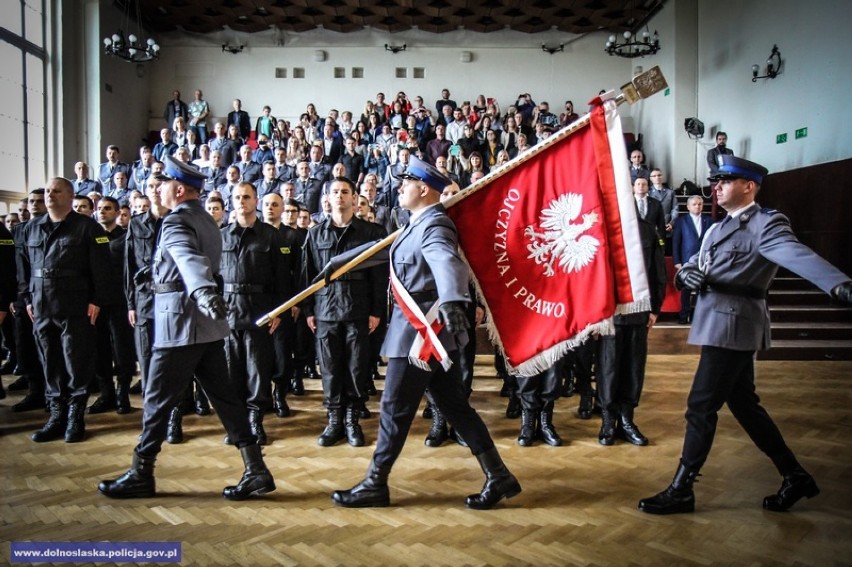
[317, 409, 345, 446]
[598, 410, 616, 446]
[8, 375, 29, 391]
[366, 381, 377, 396]
[32, 399, 67, 442]
[13, 392, 46, 412]
[450, 427, 468, 448]
[332, 460, 390, 508]
[345, 406, 365, 447]
[499, 383, 511, 398]
[577, 393, 593, 420]
[517, 409, 536, 447]
[272, 385, 290, 417]
[763, 467, 820, 512]
[618, 408, 648, 447]
[116, 384, 132, 415]
[249, 409, 269, 446]
[538, 405, 563, 447]
[290, 376, 305, 396]
[677, 317, 689, 325]
[561, 376, 575, 398]
[195, 391, 211, 416]
[505, 395, 521, 419]
[166, 407, 184, 444]
[465, 448, 522, 510]
[307, 365, 320, 380]
[0, 359, 17, 375]
[425, 408, 449, 447]
[639, 462, 699, 515]
[422, 404, 433, 419]
[65, 398, 87, 443]
[88, 394, 117, 415]
[358, 406, 372, 419]
[99, 451, 156, 499]
[223, 444, 276, 501]
[128, 381, 143, 395]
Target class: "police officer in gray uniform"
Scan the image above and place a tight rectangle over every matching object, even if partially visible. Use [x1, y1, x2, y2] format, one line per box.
[99, 157, 275, 501]
[639, 155, 852, 515]
[331, 157, 521, 509]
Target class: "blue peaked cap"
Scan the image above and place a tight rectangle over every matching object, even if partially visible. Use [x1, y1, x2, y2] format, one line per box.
[709, 155, 769, 184]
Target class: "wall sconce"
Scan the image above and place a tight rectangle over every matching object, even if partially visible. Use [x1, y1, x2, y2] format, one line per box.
[222, 41, 245, 54]
[752, 45, 781, 82]
[541, 43, 564, 55]
[385, 44, 407, 54]
[460, 51, 472, 63]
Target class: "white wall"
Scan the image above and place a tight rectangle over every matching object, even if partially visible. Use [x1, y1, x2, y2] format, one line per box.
[637, 0, 852, 183]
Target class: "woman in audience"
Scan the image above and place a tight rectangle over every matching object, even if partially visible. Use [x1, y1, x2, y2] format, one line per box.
[481, 129, 503, 172]
[271, 119, 290, 149]
[255, 105, 277, 139]
[285, 136, 305, 166]
[500, 114, 521, 155]
[172, 116, 189, 147]
[360, 100, 376, 125]
[185, 129, 200, 161]
[560, 100, 579, 126]
[219, 124, 243, 166]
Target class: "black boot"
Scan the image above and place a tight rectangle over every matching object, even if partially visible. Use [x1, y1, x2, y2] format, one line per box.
[13, 376, 46, 412]
[307, 365, 320, 380]
[98, 450, 156, 498]
[116, 382, 132, 415]
[505, 394, 521, 419]
[87, 376, 117, 414]
[8, 374, 29, 391]
[561, 373, 575, 397]
[223, 444, 276, 501]
[195, 386, 211, 415]
[577, 391, 593, 420]
[345, 406, 365, 447]
[598, 409, 616, 446]
[166, 407, 183, 444]
[639, 461, 700, 514]
[272, 384, 290, 417]
[465, 448, 522, 510]
[290, 375, 305, 396]
[619, 406, 648, 446]
[517, 408, 537, 447]
[763, 466, 820, 512]
[128, 380, 143, 395]
[538, 403, 563, 446]
[249, 409, 268, 446]
[317, 408, 345, 446]
[331, 460, 391, 508]
[424, 406, 449, 447]
[65, 397, 87, 443]
[422, 402, 433, 419]
[450, 427, 468, 448]
[32, 399, 67, 442]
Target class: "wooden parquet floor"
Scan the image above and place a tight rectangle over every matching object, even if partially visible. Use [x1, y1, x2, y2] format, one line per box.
[2, 355, 851, 566]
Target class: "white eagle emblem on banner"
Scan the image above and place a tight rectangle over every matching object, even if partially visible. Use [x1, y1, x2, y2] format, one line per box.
[524, 193, 600, 277]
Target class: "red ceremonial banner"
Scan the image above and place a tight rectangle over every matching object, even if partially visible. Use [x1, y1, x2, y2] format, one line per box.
[448, 102, 648, 374]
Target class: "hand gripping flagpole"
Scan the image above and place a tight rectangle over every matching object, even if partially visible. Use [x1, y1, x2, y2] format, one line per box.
[256, 66, 668, 328]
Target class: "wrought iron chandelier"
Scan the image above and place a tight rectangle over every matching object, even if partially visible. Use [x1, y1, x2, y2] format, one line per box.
[604, 28, 660, 59]
[103, 0, 160, 63]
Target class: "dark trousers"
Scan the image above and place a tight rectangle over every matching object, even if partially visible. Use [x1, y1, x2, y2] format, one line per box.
[225, 328, 273, 412]
[137, 340, 254, 457]
[272, 313, 296, 385]
[14, 309, 41, 376]
[565, 340, 595, 395]
[1, 315, 15, 362]
[373, 353, 495, 468]
[133, 317, 154, 385]
[295, 314, 315, 371]
[95, 305, 137, 385]
[34, 315, 95, 400]
[681, 346, 795, 472]
[679, 289, 693, 322]
[516, 364, 560, 410]
[596, 320, 648, 412]
[315, 319, 369, 409]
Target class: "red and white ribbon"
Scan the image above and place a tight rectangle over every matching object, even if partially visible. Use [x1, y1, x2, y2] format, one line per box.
[389, 267, 452, 371]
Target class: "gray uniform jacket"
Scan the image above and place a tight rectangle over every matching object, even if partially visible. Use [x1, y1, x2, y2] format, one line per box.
[686, 202, 848, 351]
[381, 204, 472, 358]
[152, 199, 229, 348]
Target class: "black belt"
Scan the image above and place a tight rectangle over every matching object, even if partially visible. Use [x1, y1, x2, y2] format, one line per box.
[33, 268, 79, 278]
[703, 283, 767, 300]
[223, 283, 268, 294]
[152, 282, 185, 294]
[408, 290, 438, 303]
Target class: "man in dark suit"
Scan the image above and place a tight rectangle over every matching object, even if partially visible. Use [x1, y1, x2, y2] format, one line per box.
[307, 143, 333, 186]
[292, 159, 323, 214]
[99, 156, 275, 501]
[163, 89, 188, 131]
[331, 157, 521, 510]
[706, 131, 734, 175]
[672, 195, 713, 323]
[633, 176, 666, 245]
[227, 99, 251, 140]
[639, 155, 852, 515]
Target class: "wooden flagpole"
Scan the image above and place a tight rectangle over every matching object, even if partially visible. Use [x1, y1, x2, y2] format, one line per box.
[256, 66, 668, 327]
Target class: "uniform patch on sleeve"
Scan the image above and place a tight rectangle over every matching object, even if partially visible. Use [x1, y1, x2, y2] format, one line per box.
[0, 239, 13, 245]
[95, 236, 110, 244]
[280, 247, 291, 254]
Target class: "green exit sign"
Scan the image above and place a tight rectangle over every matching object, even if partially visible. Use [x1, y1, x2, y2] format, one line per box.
[776, 133, 788, 144]
[795, 127, 808, 139]
[664, 87, 670, 96]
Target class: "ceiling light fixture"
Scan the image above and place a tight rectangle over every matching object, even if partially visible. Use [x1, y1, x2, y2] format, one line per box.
[541, 43, 565, 55]
[103, 0, 160, 63]
[604, 27, 660, 59]
[384, 44, 407, 54]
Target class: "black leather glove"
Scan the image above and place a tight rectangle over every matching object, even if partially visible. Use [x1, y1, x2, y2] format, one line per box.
[132, 266, 151, 286]
[831, 281, 852, 305]
[310, 240, 390, 285]
[675, 266, 706, 291]
[438, 301, 469, 334]
[311, 263, 335, 286]
[191, 287, 228, 320]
